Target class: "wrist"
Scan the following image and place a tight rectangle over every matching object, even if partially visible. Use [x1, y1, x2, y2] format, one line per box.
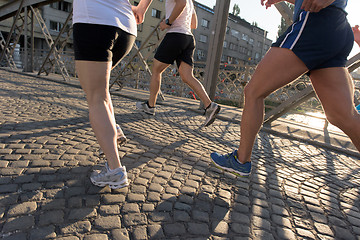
[165, 18, 172, 26]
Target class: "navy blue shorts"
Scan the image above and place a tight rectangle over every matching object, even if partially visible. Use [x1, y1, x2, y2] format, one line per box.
[154, 32, 195, 68]
[272, 6, 354, 71]
[73, 23, 135, 68]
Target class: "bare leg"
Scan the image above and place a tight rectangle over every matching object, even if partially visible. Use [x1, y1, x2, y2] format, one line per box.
[310, 67, 360, 152]
[76, 60, 121, 170]
[237, 47, 308, 163]
[148, 59, 170, 107]
[178, 62, 212, 108]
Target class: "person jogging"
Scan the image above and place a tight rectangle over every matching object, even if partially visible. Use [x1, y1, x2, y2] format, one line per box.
[136, 0, 221, 127]
[211, 0, 360, 177]
[73, 0, 152, 188]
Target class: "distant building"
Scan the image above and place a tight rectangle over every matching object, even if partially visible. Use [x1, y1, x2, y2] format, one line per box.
[194, 2, 272, 65]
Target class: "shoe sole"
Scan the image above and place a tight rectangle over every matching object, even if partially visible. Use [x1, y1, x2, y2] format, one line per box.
[204, 105, 221, 127]
[91, 179, 129, 189]
[211, 159, 250, 177]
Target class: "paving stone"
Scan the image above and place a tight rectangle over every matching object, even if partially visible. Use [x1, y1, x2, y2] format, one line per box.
[149, 211, 172, 222]
[2, 216, 35, 232]
[30, 225, 56, 240]
[2, 232, 27, 240]
[148, 224, 165, 239]
[123, 213, 147, 226]
[83, 234, 108, 240]
[314, 222, 334, 236]
[252, 216, 271, 231]
[112, 229, 130, 240]
[163, 223, 186, 236]
[99, 205, 120, 215]
[231, 222, 251, 235]
[60, 221, 92, 234]
[276, 227, 296, 239]
[68, 208, 97, 220]
[102, 194, 126, 204]
[94, 216, 121, 230]
[296, 228, 316, 239]
[7, 201, 37, 217]
[212, 221, 229, 235]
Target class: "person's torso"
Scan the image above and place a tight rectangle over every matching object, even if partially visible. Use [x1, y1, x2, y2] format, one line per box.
[166, 0, 194, 35]
[293, 0, 348, 21]
[73, 0, 137, 36]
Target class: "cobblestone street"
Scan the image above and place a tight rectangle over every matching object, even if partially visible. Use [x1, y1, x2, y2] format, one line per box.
[1, 69, 360, 240]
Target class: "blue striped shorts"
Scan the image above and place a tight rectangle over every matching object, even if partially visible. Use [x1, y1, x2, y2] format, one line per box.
[272, 6, 353, 71]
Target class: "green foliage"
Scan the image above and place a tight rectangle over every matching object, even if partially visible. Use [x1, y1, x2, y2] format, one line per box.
[232, 4, 240, 16]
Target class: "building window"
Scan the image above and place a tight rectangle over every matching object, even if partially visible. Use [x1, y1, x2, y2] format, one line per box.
[249, 38, 254, 45]
[231, 29, 240, 39]
[242, 33, 249, 41]
[226, 27, 230, 34]
[201, 19, 209, 28]
[196, 49, 206, 60]
[229, 43, 237, 51]
[138, 23, 143, 32]
[199, 34, 208, 43]
[50, 21, 63, 32]
[255, 52, 260, 59]
[50, 1, 72, 12]
[239, 46, 247, 54]
[223, 41, 227, 48]
[151, 9, 162, 19]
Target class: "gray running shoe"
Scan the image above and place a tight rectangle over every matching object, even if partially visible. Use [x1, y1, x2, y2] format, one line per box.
[136, 101, 155, 115]
[204, 102, 221, 126]
[90, 163, 129, 189]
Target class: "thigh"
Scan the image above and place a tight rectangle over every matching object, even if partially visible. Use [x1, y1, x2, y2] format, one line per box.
[111, 30, 136, 69]
[76, 60, 112, 98]
[245, 47, 308, 98]
[310, 67, 355, 116]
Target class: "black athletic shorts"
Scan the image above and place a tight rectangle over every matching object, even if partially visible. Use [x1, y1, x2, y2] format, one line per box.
[154, 32, 195, 68]
[73, 23, 135, 67]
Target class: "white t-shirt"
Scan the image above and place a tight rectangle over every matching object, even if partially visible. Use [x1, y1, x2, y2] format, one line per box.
[73, 0, 137, 36]
[166, 0, 195, 36]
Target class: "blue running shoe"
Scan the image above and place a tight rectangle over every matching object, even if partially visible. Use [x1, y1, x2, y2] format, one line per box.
[210, 150, 251, 177]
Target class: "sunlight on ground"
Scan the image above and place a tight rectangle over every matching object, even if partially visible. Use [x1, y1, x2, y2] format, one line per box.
[284, 112, 343, 134]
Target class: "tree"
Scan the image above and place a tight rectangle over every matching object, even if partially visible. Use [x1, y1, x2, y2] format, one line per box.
[232, 4, 240, 16]
[277, 3, 294, 37]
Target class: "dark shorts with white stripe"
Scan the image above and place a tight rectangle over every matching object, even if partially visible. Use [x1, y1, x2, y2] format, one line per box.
[272, 6, 353, 71]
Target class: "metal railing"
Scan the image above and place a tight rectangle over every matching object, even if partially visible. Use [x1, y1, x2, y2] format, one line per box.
[11, 48, 360, 131]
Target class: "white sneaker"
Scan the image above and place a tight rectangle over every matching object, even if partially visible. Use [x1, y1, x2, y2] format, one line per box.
[136, 101, 155, 115]
[90, 163, 129, 189]
[204, 102, 221, 127]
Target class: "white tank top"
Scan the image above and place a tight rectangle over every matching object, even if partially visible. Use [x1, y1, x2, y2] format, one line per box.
[73, 0, 137, 36]
[166, 0, 195, 36]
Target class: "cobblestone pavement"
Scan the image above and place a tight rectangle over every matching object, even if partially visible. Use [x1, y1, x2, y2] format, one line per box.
[1, 69, 360, 240]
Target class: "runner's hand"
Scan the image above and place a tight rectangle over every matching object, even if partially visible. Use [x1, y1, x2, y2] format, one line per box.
[261, 0, 284, 9]
[132, 6, 145, 24]
[301, 0, 335, 12]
